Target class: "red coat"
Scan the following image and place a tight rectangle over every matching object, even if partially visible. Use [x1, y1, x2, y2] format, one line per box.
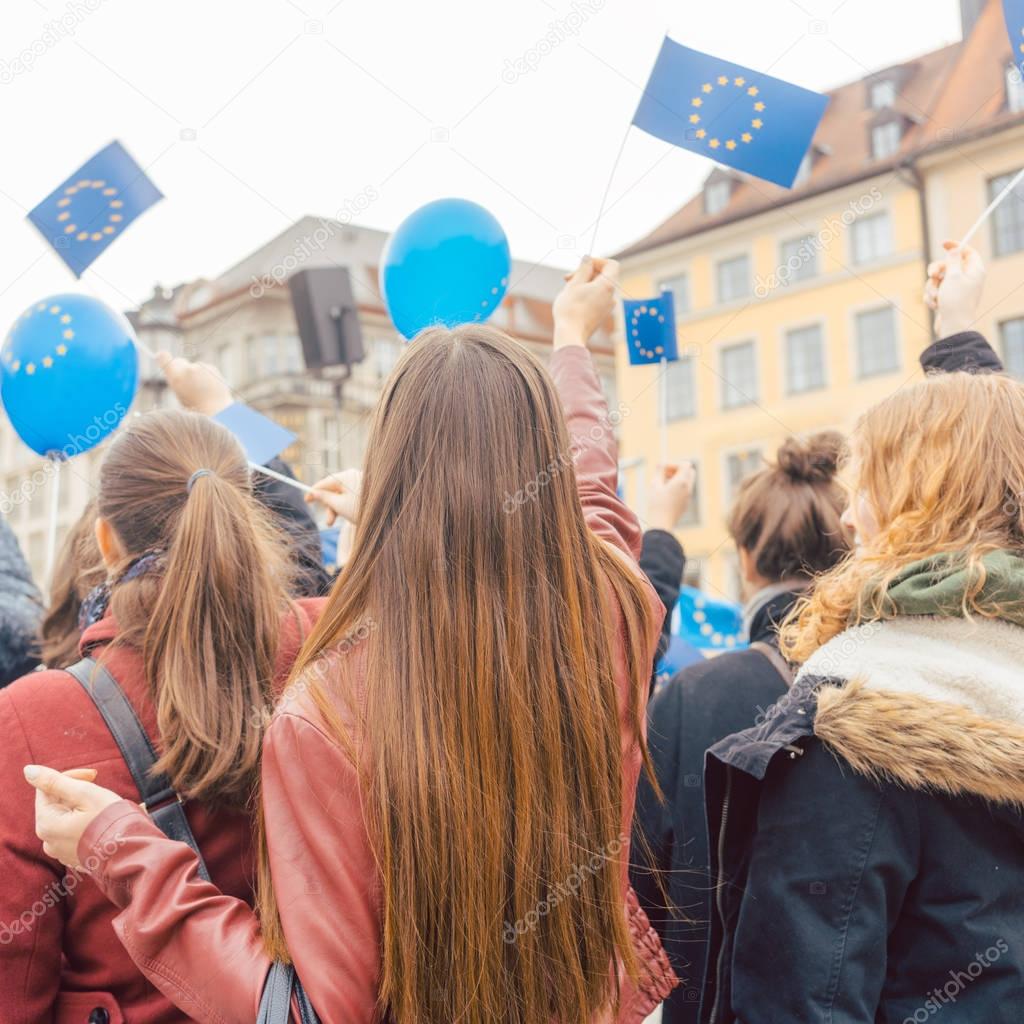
[0, 597, 326, 1024]
[69, 346, 679, 1023]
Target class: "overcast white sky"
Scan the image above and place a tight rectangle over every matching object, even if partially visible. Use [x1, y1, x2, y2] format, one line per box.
[0, 0, 963, 326]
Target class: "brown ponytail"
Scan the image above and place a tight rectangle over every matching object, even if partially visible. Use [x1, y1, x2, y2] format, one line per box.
[99, 409, 292, 807]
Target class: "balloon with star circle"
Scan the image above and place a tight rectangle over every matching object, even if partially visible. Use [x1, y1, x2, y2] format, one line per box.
[1, 293, 138, 457]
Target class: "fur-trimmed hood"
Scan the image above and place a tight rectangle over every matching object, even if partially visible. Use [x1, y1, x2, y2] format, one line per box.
[798, 616, 1024, 809]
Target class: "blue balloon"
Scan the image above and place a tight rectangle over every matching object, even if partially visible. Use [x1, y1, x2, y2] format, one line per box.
[1, 293, 138, 458]
[380, 198, 512, 340]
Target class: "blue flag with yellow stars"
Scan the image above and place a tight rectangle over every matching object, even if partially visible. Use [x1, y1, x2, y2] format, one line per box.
[632, 38, 829, 189]
[27, 141, 163, 278]
[1004, 1, 1024, 70]
[623, 291, 677, 365]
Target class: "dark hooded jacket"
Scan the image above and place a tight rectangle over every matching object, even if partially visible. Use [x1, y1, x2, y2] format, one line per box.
[631, 586, 802, 1022]
[0, 519, 43, 685]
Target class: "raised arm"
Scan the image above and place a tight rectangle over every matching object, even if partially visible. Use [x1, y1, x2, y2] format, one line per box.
[550, 258, 645, 561]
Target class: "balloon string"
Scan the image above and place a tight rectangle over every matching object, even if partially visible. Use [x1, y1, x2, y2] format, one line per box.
[44, 456, 61, 596]
[589, 125, 632, 256]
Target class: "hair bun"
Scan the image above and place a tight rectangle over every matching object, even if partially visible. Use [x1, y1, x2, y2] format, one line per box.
[775, 431, 844, 485]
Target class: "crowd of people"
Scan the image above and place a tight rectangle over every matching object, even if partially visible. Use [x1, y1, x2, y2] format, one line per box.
[0, 244, 1020, 1024]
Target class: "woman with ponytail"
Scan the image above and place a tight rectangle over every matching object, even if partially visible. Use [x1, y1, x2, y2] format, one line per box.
[0, 410, 325, 1023]
[26, 257, 678, 1023]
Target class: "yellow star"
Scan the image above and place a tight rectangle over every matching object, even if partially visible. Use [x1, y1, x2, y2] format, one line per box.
[718, 75, 729, 85]
[63, 329, 74, 340]
[49, 306, 60, 314]
[64, 224, 76, 234]
[741, 132, 753, 143]
[702, 83, 713, 93]
[726, 139, 737, 150]
[64, 186, 78, 195]
[56, 344, 68, 356]
[110, 214, 123, 223]
[57, 212, 70, 222]
[709, 138, 721, 149]
[748, 86, 759, 96]
[689, 114, 701, 124]
[655, 346, 664, 355]
[57, 198, 70, 208]
[103, 226, 115, 235]
[25, 363, 36, 375]
[91, 180, 106, 189]
[754, 101, 765, 111]
[42, 356, 53, 368]
[60, 314, 71, 324]
[103, 187, 116, 196]
[695, 129, 707, 139]
[692, 97, 703, 107]
[752, 119, 763, 129]
[11, 360, 19, 371]
[76, 180, 90, 188]
[110, 199, 124, 209]
[734, 77, 745, 86]
[90, 232, 103, 241]
[77, 231, 88, 241]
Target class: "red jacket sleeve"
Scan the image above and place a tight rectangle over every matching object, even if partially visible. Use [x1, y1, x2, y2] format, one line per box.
[549, 346, 644, 563]
[0, 689, 65, 1023]
[77, 707, 378, 1023]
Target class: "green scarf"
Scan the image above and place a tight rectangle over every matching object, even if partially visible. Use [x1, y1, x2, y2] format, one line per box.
[884, 550, 1024, 627]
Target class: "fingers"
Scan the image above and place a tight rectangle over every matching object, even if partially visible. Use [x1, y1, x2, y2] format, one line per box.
[566, 256, 596, 286]
[23, 765, 94, 808]
[155, 350, 174, 373]
[65, 768, 98, 782]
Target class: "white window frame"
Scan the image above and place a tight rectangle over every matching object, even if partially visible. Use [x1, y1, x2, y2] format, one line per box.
[716, 253, 752, 305]
[851, 302, 902, 380]
[849, 210, 893, 266]
[782, 321, 828, 395]
[718, 339, 759, 410]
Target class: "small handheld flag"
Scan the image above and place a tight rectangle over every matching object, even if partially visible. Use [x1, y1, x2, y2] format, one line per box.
[27, 141, 163, 278]
[632, 38, 829, 189]
[213, 402, 297, 466]
[623, 291, 678, 366]
[1004, 1, 1024, 70]
[673, 586, 746, 652]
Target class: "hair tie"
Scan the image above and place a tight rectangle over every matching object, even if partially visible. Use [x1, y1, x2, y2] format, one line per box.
[187, 468, 213, 494]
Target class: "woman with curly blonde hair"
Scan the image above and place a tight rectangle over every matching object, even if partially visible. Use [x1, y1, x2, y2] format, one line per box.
[695, 246, 1024, 1024]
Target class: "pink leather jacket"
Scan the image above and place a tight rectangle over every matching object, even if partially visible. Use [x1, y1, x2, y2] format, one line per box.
[76, 344, 679, 1023]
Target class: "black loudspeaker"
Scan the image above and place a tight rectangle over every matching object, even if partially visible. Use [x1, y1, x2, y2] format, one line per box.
[289, 267, 365, 371]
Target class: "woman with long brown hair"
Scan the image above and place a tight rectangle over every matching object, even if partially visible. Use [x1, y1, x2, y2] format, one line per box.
[27, 257, 678, 1023]
[1, 409, 325, 1023]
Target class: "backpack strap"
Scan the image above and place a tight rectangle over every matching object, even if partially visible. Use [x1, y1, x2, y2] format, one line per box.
[65, 657, 210, 882]
[749, 640, 795, 688]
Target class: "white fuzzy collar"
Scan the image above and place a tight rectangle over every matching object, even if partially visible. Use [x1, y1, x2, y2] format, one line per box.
[797, 615, 1024, 729]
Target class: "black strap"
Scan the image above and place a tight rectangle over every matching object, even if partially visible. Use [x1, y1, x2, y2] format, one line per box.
[257, 964, 321, 1023]
[749, 640, 795, 688]
[65, 657, 210, 883]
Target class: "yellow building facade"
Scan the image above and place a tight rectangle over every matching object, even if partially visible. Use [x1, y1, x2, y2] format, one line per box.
[615, 4, 1024, 603]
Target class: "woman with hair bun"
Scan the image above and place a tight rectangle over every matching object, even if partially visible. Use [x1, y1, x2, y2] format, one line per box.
[631, 431, 850, 1024]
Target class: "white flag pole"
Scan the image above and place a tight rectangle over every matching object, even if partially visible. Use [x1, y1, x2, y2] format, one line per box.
[659, 357, 668, 468]
[44, 456, 61, 592]
[250, 461, 315, 494]
[960, 167, 1024, 247]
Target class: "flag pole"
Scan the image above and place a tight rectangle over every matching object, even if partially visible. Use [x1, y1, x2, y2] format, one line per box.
[961, 167, 1024, 247]
[250, 461, 315, 494]
[589, 125, 633, 256]
[44, 455, 61, 594]
[659, 356, 668, 468]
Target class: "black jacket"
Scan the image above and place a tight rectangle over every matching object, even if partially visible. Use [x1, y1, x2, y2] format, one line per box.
[0, 521, 43, 686]
[701, 616, 1024, 1023]
[631, 587, 803, 1023]
[639, 529, 686, 671]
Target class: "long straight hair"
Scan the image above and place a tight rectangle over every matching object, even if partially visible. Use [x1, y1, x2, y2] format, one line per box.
[100, 409, 292, 806]
[259, 326, 655, 1024]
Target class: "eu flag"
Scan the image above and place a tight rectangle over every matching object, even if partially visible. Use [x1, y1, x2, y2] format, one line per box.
[623, 291, 677, 365]
[1004, 1, 1024, 70]
[27, 141, 163, 278]
[632, 38, 829, 189]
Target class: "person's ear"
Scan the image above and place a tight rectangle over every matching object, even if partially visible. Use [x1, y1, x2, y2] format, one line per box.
[93, 517, 126, 571]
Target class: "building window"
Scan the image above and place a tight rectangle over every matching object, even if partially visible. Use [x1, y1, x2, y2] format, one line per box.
[263, 334, 279, 376]
[779, 235, 818, 285]
[716, 254, 750, 304]
[1007, 64, 1024, 113]
[216, 342, 233, 380]
[682, 557, 704, 590]
[245, 335, 261, 381]
[720, 341, 758, 409]
[375, 338, 402, 380]
[661, 356, 696, 422]
[990, 171, 1024, 256]
[855, 306, 900, 378]
[725, 449, 764, 506]
[678, 463, 700, 527]
[705, 180, 732, 216]
[658, 273, 691, 315]
[785, 324, 827, 394]
[284, 335, 303, 373]
[871, 120, 902, 160]
[851, 211, 893, 265]
[869, 79, 896, 109]
[793, 152, 813, 187]
[1001, 318, 1024, 377]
